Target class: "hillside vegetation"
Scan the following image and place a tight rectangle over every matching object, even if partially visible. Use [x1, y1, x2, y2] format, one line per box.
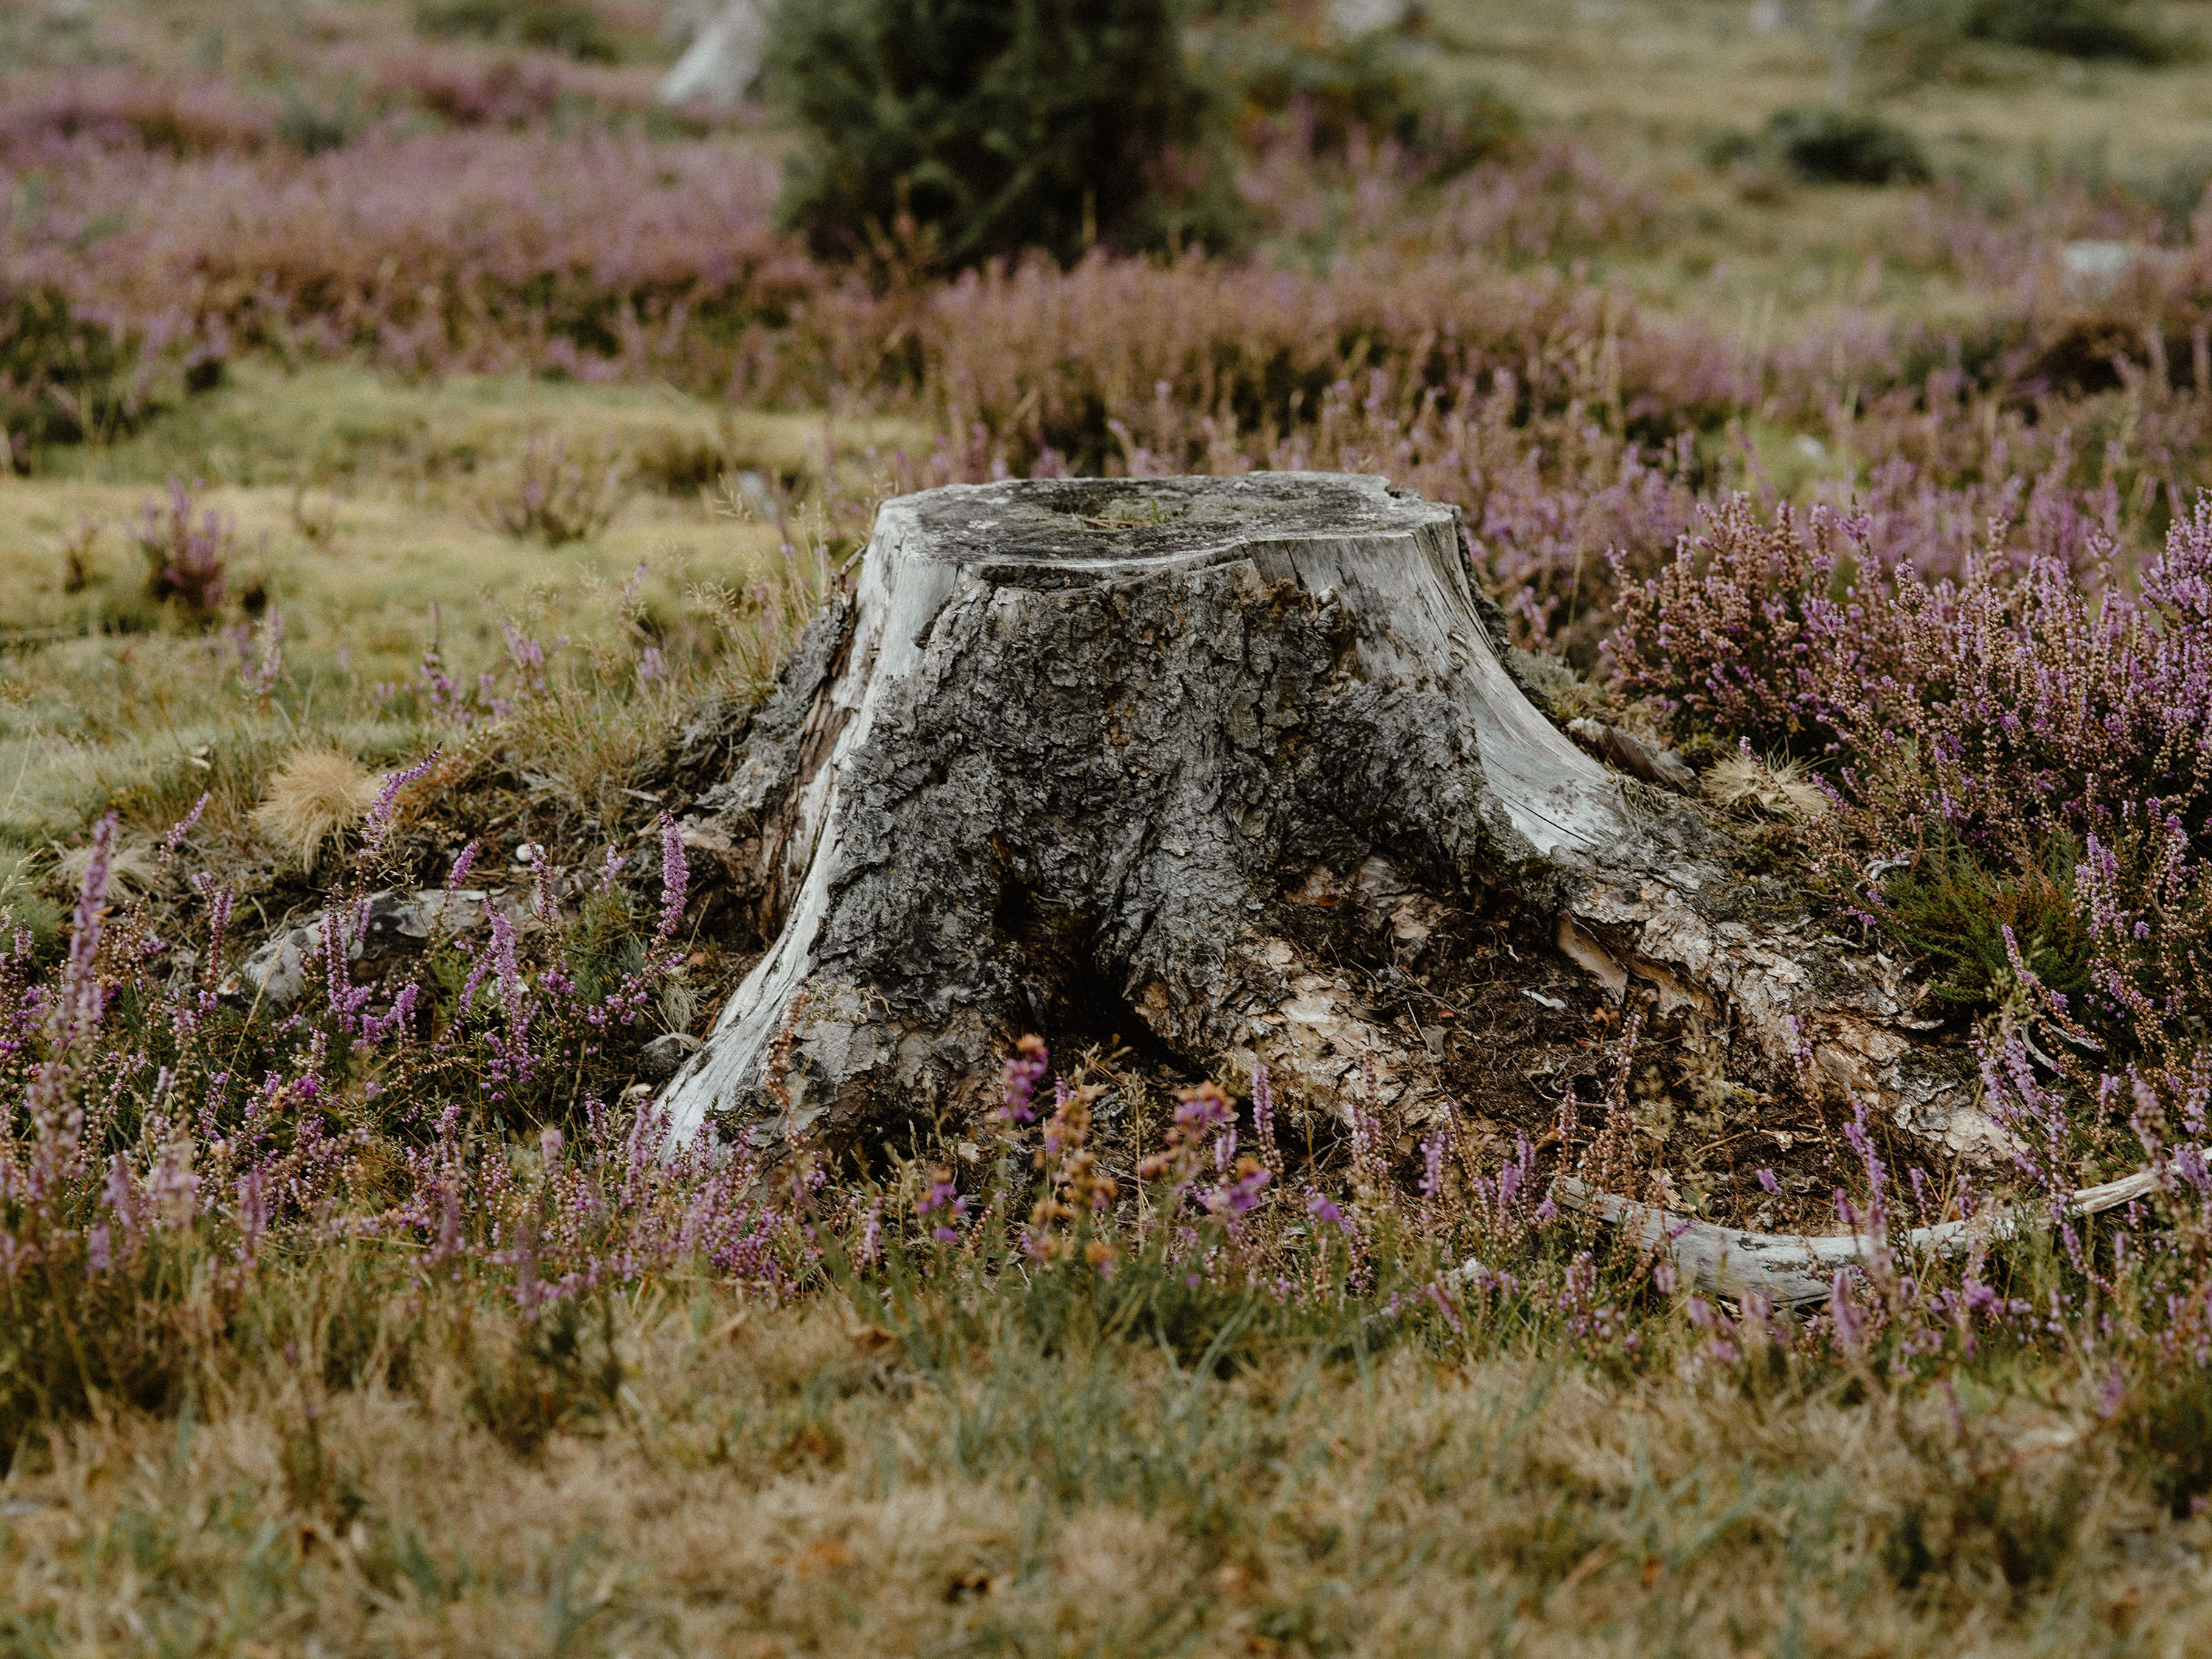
[3, 1, 2212, 1652]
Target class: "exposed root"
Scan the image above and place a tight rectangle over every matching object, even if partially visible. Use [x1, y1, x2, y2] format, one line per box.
[1534, 1164, 2171, 1307]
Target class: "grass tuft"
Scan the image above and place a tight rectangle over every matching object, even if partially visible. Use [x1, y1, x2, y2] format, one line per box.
[46, 837, 161, 898]
[252, 750, 379, 872]
[1705, 748, 1830, 819]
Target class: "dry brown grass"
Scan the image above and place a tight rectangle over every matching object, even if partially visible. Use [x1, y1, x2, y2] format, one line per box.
[44, 836, 160, 897]
[0, 1276, 2205, 1656]
[252, 749, 379, 871]
[1707, 749, 1831, 819]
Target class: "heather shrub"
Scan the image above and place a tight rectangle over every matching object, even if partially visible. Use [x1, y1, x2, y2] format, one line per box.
[0, 72, 277, 160]
[1855, 513, 2208, 864]
[389, 55, 569, 129]
[0, 763, 787, 1425]
[1613, 493, 2212, 1060]
[1605, 497, 1869, 757]
[1615, 496, 2208, 820]
[887, 247, 1754, 472]
[1, 134, 807, 383]
[1952, 0, 2184, 62]
[762, 0, 1226, 268]
[134, 478, 233, 618]
[896, 248, 1744, 456]
[481, 432, 627, 544]
[274, 78, 369, 157]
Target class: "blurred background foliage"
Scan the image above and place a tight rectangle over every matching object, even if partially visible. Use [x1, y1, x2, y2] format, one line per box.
[762, 0, 1224, 268]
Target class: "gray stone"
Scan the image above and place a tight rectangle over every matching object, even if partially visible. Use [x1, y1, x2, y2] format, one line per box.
[227, 888, 493, 1008]
[638, 1031, 704, 1082]
[2058, 239, 2171, 302]
[656, 0, 771, 109]
[1327, 0, 1416, 36]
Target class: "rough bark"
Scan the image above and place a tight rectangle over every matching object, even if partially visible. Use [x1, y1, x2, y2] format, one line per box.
[657, 474, 1994, 1163]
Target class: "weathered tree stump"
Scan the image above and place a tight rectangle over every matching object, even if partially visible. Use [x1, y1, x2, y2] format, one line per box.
[658, 474, 1989, 1162]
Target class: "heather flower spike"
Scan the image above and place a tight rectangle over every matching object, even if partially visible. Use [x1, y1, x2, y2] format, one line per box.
[448, 841, 481, 888]
[361, 751, 441, 862]
[160, 793, 211, 863]
[998, 1034, 1048, 1124]
[657, 814, 689, 942]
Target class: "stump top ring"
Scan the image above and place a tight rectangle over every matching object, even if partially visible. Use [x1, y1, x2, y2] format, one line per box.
[885, 473, 1458, 582]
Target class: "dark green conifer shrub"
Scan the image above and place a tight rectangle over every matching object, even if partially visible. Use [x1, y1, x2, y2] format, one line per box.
[1, 285, 143, 468]
[1956, 0, 2180, 63]
[763, 0, 1228, 269]
[1761, 106, 1930, 185]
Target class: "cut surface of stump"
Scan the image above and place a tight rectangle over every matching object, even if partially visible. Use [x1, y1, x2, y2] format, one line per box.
[658, 474, 1989, 1164]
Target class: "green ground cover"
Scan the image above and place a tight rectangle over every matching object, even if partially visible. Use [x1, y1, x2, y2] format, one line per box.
[4, 1, 2212, 1653]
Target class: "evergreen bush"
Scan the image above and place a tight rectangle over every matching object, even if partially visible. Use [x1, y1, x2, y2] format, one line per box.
[1762, 106, 1930, 185]
[1956, 0, 2181, 63]
[0, 285, 143, 468]
[763, 0, 1228, 270]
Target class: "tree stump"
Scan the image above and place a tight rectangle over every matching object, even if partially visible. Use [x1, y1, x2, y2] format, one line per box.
[658, 474, 1991, 1163]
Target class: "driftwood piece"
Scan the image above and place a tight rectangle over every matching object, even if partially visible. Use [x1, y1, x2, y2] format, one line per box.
[1566, 718, 1696, 793]
[657, 474, 1992, 1161]
[1543, 1167, 2168, 1307]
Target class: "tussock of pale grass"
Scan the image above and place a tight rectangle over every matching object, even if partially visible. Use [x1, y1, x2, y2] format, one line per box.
[1706, 749, 1829, 819]
[46, 838, 160, 897]
[252, 749, 378, 869]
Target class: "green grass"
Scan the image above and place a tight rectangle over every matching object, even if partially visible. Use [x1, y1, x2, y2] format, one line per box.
[1430, 0, 2212, 319]
[0, 361, 907, 930]
[0, 1247, 2202, 1657]
[6, 2, 2212, 1648]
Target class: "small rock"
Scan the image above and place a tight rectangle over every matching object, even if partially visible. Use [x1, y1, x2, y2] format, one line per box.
[638, 1030, 703, 1082]
[2060, 239, 2138, 301]
[656, 0, 771, 108]
[226, 889, 493, 1008]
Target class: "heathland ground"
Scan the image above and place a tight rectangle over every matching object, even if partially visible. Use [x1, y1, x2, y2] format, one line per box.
[4, 1, 2212, 1652]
